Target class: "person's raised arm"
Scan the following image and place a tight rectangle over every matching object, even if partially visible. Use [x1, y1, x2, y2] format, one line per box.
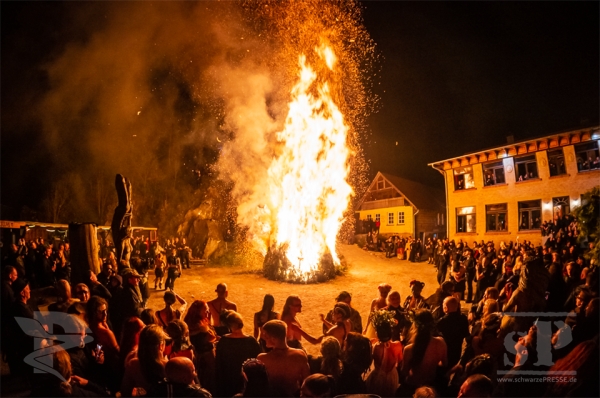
[174, 291, 187, 314]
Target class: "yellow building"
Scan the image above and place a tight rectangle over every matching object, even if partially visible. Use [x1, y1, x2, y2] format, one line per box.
[356, 172, 446, 239]
[428, 126, 600, 245]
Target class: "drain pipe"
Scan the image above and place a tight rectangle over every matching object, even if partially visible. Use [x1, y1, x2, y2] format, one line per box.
[431, 164, 449, 239]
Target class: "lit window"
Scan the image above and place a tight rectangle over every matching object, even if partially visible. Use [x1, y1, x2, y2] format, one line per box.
[456, 207, 476, 233]
[398, 212, 405, 225]
[552, 196, 570, 219]
[518, 200, 541, 230]
[482, 161, 506, 186]
[486, 203, 507, 231]
[453, 167, 475, 190]
[575, 141, 600, 172]
[547, 149, 566, 177]
[515, 155, 538, 181]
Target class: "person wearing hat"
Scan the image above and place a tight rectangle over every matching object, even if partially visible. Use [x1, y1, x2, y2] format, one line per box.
[120, 268, 144, 322]
[322, 291, 362, 334]
[6, 278, 34, 375]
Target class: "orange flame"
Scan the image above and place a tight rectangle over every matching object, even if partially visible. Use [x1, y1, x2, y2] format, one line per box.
[265, 44, 353, 279]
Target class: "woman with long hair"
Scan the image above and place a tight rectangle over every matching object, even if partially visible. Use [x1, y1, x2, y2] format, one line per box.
[119, 317, 145, 368]
[184, 300, 217, 394]
[155, 290, 187, 329]
[319, 336, 343, 380]
[165, 319, 195, 362]
[336, 332, 373, 395]
[86, 296, 119, 369]
[400, 309, 447, 394]
[121, 325, 169, 397]
[254, 294, 279, 351]
[216, 310, 262, 397]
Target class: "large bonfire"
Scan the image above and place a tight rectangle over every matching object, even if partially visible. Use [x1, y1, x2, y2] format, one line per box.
[262, 44, 353, 282]
[219, 1, 376, 282]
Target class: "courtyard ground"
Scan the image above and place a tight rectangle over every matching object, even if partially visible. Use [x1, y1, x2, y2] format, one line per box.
[147, 243, 440, 357]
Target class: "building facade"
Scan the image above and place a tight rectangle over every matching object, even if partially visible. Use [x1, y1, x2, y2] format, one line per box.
[429, 126, 600, 245]
[355, 172, 446, 239]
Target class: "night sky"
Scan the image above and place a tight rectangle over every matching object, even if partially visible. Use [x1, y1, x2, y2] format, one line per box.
[2, 1, 598, 217]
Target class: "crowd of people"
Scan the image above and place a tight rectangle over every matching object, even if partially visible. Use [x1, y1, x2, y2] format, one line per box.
[1, 218, 598, 397]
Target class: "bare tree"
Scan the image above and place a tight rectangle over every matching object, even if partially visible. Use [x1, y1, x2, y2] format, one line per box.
[41, 175, 72, 223]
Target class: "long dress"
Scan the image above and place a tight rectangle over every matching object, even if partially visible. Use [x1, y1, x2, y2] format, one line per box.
[365, 341, 402, 397]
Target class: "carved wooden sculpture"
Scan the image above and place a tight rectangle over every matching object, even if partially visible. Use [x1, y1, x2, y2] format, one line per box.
[111, 174, 133, 265]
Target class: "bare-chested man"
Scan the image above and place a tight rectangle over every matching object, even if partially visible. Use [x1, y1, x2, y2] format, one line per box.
[207, 283, 237, 336]
[257, 320, 310, 397]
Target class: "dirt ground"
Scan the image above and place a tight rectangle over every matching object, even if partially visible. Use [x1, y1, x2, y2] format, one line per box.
[147, 244, 439, 357]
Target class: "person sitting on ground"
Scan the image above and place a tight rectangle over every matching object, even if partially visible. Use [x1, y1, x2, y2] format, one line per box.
[156, 357, 212, 397]
[216, 310, 261, 397]
[364, 283, 392, 338]
[257, 320, 310, 397]
[365, 309, 403, 397]
[457, 374, 493, 398]
[234, 358, 273, 397]
[400, 309, 448, 395]
[300, 373, 336, 398]
[323, 291, 363, 334]
[207, 282, 238, 336]
[121, 325, 169, 397]
[155, 290, 187, 329]
[254, 294, 280, 351]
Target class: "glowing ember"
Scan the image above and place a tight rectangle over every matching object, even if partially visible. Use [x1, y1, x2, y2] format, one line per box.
[263, 44, 353, 281]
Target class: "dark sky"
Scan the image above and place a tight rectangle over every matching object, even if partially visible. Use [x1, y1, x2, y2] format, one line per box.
[2, 1, 599, 215]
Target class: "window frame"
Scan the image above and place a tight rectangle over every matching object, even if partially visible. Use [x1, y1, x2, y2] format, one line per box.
[518, 200, 542, 231]
[456, 206, 476, 233]
[575, 141, 600, 172]
[485, 203, 508, 232]
[482, 161, 506, 186]
[547, 148, 567, 177]
[453, 166, 475, 191]
[515, 154, 539, 181]
[375, 214, 381, 222]
[387, 212, 394, 225]
[552, 196, 570, 219]
[398, 211, 405, 225]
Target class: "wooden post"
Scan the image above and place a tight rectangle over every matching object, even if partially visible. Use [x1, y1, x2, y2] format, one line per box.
[68, 222, 100, 284]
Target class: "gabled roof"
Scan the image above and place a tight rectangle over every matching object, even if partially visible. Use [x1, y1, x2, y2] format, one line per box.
[358, 172, 445, 212]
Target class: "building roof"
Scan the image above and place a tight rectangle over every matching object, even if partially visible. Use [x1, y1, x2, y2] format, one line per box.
[358, 172, 445, 212]
[428, 125, 599, 171]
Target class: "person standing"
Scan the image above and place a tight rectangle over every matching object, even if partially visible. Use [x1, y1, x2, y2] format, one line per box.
[165, 249, 182, 291]
[463, 249, 476, 303]
[207, 283, 238, 336]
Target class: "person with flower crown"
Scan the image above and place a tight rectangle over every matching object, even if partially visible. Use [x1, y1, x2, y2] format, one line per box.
[365, 309, 403, 397]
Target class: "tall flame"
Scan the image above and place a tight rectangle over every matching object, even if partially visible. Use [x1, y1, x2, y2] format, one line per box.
[265, 44, 353, 280]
